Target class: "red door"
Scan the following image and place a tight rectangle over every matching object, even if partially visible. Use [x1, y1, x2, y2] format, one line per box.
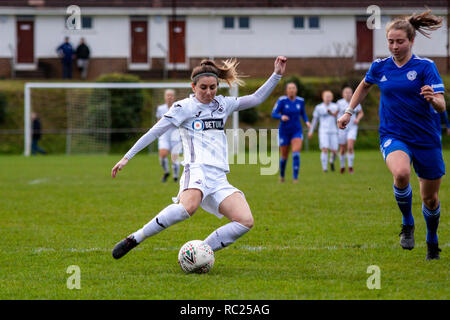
[17, 20, 34, 63]
[356, 21, 373, 63]
[131, 21, 148, 63]
[169, 20, 186, 64]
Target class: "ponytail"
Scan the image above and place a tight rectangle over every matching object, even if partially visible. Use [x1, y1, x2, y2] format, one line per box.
[386, 9, 443, 40]
[191, 58, 245, 87]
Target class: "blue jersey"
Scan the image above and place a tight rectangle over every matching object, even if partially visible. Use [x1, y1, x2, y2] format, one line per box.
[272, 96, 308, 132]
[365, 55, 445, 148]
[57, 43, 74, 62]
[434, 110, 450, 131]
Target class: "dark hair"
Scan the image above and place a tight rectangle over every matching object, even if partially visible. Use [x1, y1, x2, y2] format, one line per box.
[191, 59, 244, 86]
[386, 9, 443, 40]
[285, 82, 297, 89]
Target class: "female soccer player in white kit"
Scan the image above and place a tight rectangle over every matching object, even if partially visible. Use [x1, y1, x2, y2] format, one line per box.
[308, 90, 339, 172]
[111, 56, 287, 259]
[336, 87, 364, 174]
[155, 89, 183, 182]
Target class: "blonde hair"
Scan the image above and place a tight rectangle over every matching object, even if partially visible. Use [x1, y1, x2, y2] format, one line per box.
[191, 58, 245, 87]
[322, 90, 333, 99]
[386, 9, 443, 40]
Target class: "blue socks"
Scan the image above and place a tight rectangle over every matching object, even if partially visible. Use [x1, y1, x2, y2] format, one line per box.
[292, 152, 300, 180]
[280, 158, 287, 178]
[393, 183, 441, 244]
[423, 203, 440, 244]
[393, 184, 414, 226]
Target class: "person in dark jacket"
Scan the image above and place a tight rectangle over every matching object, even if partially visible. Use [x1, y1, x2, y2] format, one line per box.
[76, 38, 90, 79]
[56, 37, 74, 79]
[31, 112, 46, 155]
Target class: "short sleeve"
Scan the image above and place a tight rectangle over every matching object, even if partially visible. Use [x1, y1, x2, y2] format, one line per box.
[354, 104, 362, 113]
[312, 105, 319, 118]
[271, 99, 283, 120]
[163, 102, 189, 127]
[155, 106, 164, 120]
[424, 61, 445, 94]
[365, 60, 379, 85]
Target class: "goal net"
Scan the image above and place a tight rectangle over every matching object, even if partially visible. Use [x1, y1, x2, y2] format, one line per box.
[24, 82, 238, 156]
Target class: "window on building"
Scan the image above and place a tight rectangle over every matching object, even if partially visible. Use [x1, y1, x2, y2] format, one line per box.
[223, 16, 234, 29]
[238, 16, 250, 29]
[293, 16, 304, 29]
[81, 16, 93, 29]
[308, 16, 320, 29]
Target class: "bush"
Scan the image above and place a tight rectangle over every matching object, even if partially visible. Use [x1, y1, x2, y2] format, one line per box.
[239, 108, 259, 124]
[95, 73, 144, 142]
[0, 92, 6, 124]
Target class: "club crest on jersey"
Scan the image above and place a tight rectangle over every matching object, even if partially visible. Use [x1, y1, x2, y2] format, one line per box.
[192, 119, 204, 131]
[192, 118, 224, 131]
[209, 99, 224, 116]
[407, 70, 417, 81]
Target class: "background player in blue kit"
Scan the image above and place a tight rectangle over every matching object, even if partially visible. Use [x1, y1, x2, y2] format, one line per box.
[338, 10, 446, 260]
[272, 82, 310, 183]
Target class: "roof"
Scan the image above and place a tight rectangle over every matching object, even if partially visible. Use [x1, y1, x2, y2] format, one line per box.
[0, 0, 448, 8]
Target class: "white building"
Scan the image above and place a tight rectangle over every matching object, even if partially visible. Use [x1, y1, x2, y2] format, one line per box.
[0, 0, 448, 79]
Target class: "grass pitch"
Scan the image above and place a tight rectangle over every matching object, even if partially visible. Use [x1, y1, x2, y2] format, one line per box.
[0, 150, 448, 299]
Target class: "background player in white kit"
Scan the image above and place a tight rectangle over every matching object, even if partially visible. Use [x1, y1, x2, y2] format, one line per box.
[111, 56, 287, 259]
[308, 90, 339, 172]
[336, 87, 364, 174]
[156, 89, 183, 182]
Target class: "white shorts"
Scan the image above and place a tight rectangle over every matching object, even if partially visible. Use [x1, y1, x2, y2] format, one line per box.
[172, 164, 243, 219]
[338, 126, 358, 145]
[158, 130, 182, 154]
[319, 131, 338, 151]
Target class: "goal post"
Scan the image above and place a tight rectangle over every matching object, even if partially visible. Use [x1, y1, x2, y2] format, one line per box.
[24, 82, 239, 156]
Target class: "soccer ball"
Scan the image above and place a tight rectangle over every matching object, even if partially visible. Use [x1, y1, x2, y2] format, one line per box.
[178, 240, 215, 274]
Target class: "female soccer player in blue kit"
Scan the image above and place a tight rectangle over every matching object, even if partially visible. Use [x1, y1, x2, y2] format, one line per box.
[338, 10, 446, 260]
[272, 82, 310, 183]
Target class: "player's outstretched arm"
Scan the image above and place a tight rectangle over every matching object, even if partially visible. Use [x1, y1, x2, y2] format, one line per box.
[236, 56, 287, 111]
[111, 117, 176, 178]
[337, 79, 372, 129]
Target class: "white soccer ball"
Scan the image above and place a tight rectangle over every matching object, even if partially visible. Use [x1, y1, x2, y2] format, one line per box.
[178, 240, 215, 274]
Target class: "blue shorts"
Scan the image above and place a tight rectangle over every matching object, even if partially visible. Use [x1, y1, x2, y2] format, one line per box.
[380, 136, 445, 180]
[278, 128, 303, 147]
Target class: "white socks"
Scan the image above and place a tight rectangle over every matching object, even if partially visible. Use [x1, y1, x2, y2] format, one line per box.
[329, 152, 336, 164]
[171, 158, 180, 179]
[159, 157, 169, 174]
[131, 205, 252, 251]
[339, 154, 346, 169]
[347, 153, 355, 168]
[321, 152, 328, 171]
[204, 221, 250, 252]
[132, 204, 190, 243]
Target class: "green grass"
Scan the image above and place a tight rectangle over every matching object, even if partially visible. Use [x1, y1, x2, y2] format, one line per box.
[0, 151, 449, 299]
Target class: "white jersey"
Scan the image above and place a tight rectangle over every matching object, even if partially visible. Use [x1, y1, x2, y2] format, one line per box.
[336, 98, 362, 129]
[156, 104, 169, 120]
[163, 94, 239, 172]
[310, 102, 339, 134]
[156, 103, 181, 148]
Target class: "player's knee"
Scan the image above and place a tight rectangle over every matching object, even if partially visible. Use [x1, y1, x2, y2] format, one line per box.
[423, 194, 439, 210]
[181, 203, 197, 216]
[239, 215, 254, 229]
[393, 168, 410, 186]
